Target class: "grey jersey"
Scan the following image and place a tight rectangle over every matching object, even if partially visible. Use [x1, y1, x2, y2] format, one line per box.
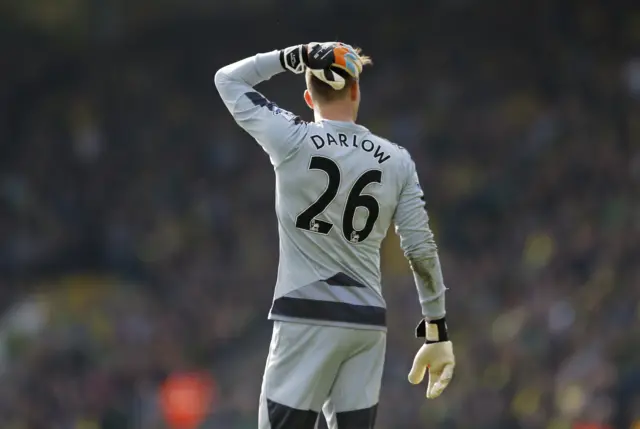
[215, 51, 447, 331]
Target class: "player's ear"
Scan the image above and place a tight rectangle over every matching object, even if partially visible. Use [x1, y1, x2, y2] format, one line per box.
[304, 89, 314, 110]
[350, 82, 359, 102]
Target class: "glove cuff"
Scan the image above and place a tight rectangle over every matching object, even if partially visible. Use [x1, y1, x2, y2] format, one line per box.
[415, 318, 449, 344]
[279, 45, 308, 74]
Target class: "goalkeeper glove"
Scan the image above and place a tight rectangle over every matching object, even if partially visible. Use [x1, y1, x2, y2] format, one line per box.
[280, 45, 308, 74]
[280, 42, 364, 89]
[408, 318, 455, 399]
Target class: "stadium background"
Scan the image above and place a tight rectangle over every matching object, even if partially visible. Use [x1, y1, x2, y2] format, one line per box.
[1, 0, 639, 428]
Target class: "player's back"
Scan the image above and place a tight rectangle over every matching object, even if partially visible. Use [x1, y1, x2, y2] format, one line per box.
[215, 49, 455, 418]
[271, 119, 409, 330]
[213, 52, 423, 331]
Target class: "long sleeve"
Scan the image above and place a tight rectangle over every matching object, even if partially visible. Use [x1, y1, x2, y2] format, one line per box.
[214, 50, 308, 166]
[392, 155, 447, 320]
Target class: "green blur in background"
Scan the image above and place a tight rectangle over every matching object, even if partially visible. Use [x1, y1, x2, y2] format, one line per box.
[0, 0, 638, 428]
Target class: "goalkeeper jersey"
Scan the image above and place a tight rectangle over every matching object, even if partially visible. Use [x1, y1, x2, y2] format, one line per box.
[215, 50, 447, 331]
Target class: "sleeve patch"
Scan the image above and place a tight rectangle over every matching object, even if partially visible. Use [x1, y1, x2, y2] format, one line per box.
[244, 91, 303, 124]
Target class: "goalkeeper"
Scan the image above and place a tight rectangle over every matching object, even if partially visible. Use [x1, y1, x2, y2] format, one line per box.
[215, 42, 455, 429]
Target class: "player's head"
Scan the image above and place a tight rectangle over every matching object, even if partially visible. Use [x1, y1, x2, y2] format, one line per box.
[303, 44, 372, 121]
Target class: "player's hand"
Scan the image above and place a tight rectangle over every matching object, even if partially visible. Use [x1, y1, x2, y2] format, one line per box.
[280, 42, 364, 89]
[305, 42, 363, 77]
[280, 45, 308, 74]
[408, 341, 455, 398]
[408, 318, 455, 398]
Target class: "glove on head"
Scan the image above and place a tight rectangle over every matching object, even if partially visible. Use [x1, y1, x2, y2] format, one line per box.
[306, 42, 364, 90]
[280, 42, 367, 90]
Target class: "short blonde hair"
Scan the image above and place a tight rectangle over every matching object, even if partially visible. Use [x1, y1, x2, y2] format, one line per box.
[352, 47, 373, 68]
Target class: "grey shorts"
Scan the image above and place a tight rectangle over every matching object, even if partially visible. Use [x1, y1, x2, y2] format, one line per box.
[258, 321, 386, 429]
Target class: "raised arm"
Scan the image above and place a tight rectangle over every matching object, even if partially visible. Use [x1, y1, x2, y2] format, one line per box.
[214, 50, 307, 166]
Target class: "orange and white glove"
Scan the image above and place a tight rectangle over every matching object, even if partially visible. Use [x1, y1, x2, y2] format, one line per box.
[408, 318, 455, 399]
[280, 42, 364, 89]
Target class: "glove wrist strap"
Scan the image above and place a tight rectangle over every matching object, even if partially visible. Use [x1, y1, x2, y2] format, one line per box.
[279, 45, 307, 74]
[416, 318, 449, 344]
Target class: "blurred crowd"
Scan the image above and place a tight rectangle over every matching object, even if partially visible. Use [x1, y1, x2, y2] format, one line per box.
[1, 0, 639, 428]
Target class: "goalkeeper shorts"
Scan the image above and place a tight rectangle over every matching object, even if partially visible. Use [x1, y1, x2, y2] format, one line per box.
[258, 321, 386, 429]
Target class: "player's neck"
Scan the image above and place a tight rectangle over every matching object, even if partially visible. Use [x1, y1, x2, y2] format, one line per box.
[314, 106, 354, 124]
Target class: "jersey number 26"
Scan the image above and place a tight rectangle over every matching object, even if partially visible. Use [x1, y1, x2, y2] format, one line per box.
[295, 156, 382, 244]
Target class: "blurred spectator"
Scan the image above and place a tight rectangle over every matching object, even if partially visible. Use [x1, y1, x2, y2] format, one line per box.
[0, 0, 638, 428]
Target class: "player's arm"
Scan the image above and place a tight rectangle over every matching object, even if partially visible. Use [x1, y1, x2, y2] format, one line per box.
[392, 154, 455, 399]
[393, 157, 447, 322]
[213, 48, 308, 166]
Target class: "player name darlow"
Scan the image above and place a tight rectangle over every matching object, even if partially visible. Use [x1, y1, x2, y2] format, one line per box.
[310, 133, 391, 164]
